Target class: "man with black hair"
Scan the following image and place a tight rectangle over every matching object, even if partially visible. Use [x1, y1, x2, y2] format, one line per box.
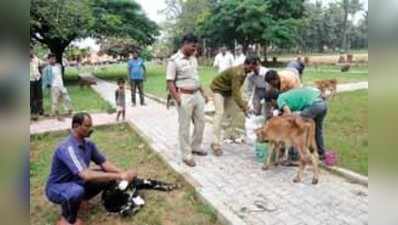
[286, 56, 305, 80]
[210, 57, 259, 156]
[45, 112, 137, 225]
[166, 33, 208, 167]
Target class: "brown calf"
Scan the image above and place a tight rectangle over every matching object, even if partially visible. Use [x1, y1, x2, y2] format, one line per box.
[256, 115, 320, 184]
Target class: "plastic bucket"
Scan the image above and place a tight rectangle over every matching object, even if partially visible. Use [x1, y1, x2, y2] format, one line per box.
[255, 142, 268, 163]
[324, 151, 337, 166]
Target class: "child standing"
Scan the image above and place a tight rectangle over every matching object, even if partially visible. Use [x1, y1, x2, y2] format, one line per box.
[115, 78, 126, 121]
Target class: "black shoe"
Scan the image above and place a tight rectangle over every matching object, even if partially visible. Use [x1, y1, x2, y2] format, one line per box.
[192, 151, 208, 156]
[183, 159, 196, 167]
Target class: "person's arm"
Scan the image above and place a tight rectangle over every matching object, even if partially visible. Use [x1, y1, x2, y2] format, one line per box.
[79, 169, 122, 183]
[198, 86, 208, 103]
[127, 60, 132, 79]
[213, 55, 218, 68]
[231, 74, 248, 113]
[167, 81, 181, 106]
[282, 105, 292, 114]
[276, 94, 292, 115]
[166, 59, 181, 105]
[115, 90, 119, 104]
[142, 61, 146, 81]
[100, 161, 123, 173]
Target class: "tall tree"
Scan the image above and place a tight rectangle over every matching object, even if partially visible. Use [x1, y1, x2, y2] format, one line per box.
[30, 0, 159, 72]
[160, 0, 212, 52]
[30, 0, 94, 65]
[340, 0, 363, 51]
[197, 0, 305, 56]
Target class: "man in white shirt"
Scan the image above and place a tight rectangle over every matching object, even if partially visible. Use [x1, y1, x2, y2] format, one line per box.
[42, 54, 73, 120]
[213, 46, 234, 73]
[233, 46, 246, 66]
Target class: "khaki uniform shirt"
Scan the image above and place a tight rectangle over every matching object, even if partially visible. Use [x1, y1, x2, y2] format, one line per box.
[166, 51, 200, 90]
[210, 65, 248, 111]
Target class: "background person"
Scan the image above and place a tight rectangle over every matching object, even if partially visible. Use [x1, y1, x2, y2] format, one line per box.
[213, 46, 234, 73]
[30, 49, 44, 118]
[45, 112, 137, 225]
[42, 53, 73, 121]
[233, 45, 246, 66]
[166, 33, 208, 167]
[286, 56, 305, 81]
[128, 50, 146, 106]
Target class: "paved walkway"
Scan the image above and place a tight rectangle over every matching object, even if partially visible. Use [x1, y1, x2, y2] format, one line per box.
[30, 112, 118, 134]
[30, 78, 368, 225]
[336, 81, 368, 93]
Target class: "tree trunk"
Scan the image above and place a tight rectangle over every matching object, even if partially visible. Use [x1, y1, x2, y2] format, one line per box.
[49, 44, 67, 79]
[342, 0, 349, 51]
[263, 45, 268, 64]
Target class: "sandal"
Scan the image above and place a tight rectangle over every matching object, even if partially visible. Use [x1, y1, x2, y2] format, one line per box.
[211, 143, 223, 156]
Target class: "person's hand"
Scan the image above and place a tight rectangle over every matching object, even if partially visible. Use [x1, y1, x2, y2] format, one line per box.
[120, 170, 137, 182]
[203, 95, 209, 104]
[175, 94, 182, 106]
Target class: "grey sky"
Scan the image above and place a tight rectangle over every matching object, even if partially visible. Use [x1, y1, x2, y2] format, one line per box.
[138, 0, 368, 24]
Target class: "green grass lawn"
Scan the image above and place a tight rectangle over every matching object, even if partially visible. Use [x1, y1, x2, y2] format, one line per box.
[30, 124, 222, 225]
[92, 63, 368, 99]
[42, 70, 113, 115]
[324, 90, 368, 175]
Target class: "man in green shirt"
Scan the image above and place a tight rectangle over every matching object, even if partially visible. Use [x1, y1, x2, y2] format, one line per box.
[277, 87, 327, 159]
[210, 57, 259, 156]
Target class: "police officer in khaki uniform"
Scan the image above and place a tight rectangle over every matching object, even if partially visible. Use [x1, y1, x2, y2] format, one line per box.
[166, 34, 208, 167]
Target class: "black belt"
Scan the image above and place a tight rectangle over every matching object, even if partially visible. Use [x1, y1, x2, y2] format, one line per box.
[178, 88, 199, 94]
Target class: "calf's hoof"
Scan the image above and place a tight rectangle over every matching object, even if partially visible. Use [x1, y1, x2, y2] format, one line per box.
[312, 178, 319, 185]
[293, 177, 301, 183]
[262, 165, 270, 171]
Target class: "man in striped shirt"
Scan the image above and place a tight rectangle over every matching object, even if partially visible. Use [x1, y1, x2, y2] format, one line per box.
[45, 112, 137, 225]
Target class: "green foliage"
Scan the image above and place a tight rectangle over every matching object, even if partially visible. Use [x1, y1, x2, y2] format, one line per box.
[298, 1, 367, 52]
[31, 0, 159, 65]
[196, 0, 305, 51]
[65, 46, 91, 61]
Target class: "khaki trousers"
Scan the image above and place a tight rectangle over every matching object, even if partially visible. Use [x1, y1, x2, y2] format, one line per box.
[51, 86, 72, 114]
[212, 92, 242, 145]
[177, 92, 206, 161]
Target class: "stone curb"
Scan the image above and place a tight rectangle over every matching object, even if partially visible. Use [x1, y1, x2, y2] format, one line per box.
[321, 164, 368, 187]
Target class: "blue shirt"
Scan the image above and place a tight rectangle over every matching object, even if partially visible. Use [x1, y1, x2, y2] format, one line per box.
[128, 58, 145, 80]
[286, 60, 305, 75]
[46, 135, 106, 187]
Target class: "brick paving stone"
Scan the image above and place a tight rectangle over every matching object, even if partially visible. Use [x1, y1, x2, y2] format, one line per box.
[31, 77, 369, 225]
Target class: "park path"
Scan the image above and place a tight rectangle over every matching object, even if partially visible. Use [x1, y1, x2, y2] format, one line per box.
[336, 81, 368, 93]
[30, 78, 368, 225]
